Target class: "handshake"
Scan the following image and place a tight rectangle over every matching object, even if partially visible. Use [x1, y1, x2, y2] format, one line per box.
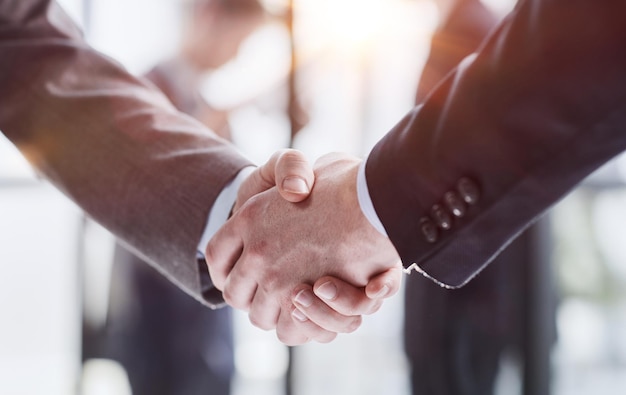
[205, 150, 403, 345]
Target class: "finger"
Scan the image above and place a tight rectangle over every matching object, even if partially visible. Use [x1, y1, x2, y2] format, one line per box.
[311, 277, 382, 316]
[308, 266, 402, 317]
[222, 261, 258, 311]
[292, 285, 362, 333]
[365, 264, 403, 300]
[204, 218, 244, 291]
[235, 149, 313, 212]
[275, 308, 311, 346]
[277, 306, 338, 345]
[248, 289, 281, 331]
[273, 149, 314, 203]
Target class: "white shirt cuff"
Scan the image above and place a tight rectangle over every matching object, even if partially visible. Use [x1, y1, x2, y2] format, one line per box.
[197, 166, 256, 255]
[357, 159, 388, 237]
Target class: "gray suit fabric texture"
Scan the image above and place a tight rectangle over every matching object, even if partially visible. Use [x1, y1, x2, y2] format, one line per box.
[101, 61, 235, 394]
[0, 0, 251, 308]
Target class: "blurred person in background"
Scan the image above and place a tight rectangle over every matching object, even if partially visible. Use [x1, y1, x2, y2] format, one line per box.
[405, 3, 509, 394]
[142, 0, 267, 140]
[404, 1, 555, 394]
[103, 1, 266, 394]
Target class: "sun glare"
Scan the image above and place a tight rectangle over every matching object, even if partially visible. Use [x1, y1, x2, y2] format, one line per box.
[327, 0, 385, 49]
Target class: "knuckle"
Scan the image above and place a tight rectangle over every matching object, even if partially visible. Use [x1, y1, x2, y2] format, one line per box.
[204, 242, 216, 263]
[247, 240, 270, 259]
[238, 194, 264, 222]
[276, 332, 290, 345]
[280, 149, 305, 165]
[276, 319, 309, 346]
[277, 331, 305, 346]
[204, 248, 223, 279]
[222, 286, 249, 311]
[249, 314, 273, 331]
[221, 286, 235, 306]
[315, 332, 338, 344]
[344, 316, 362, 334]
[367, 300, 384, 315]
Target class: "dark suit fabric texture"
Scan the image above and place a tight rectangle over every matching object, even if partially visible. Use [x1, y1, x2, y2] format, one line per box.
[382, 1, 622, 391]
[103, 63, 234, 395]
[405, 3, 525, 394]
[365, 0, 626, 289]
[106, 249, 233, 395]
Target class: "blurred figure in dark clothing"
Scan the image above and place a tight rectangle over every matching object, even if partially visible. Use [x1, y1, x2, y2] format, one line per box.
[105, 1, 265, 394]
[404, 1, 556, 394]
[414, 0, 497, 104]
[143, 0, 266, 140]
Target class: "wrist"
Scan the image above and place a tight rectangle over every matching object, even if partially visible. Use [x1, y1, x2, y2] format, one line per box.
[356, 159, 388, 237]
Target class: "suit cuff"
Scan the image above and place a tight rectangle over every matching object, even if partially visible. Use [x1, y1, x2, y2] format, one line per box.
[357, 159, 388, 237]
[197, 165, 256, 255]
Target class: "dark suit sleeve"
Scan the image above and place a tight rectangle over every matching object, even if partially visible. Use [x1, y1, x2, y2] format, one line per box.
[366, 0, 626, 287]
[0, 0, 252, 307]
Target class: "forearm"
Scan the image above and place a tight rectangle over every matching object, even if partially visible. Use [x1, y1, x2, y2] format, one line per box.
[0, 0, 251, 305]
[366, 0, 626, 286]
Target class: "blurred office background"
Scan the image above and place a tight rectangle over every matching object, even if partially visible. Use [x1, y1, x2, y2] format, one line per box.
[1, 0, 626, 394]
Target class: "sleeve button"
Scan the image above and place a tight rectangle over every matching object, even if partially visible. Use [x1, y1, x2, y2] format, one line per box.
[443, 191, 466, 217]
[457, 177, 480, 205]
[420, 217, 439, 243]
[431, 204, 452, 230]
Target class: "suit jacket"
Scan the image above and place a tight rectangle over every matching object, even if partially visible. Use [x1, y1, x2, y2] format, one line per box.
[366, 0, 626, 285]
[0, 0, 251, 307]
[404, 2, 516, 394]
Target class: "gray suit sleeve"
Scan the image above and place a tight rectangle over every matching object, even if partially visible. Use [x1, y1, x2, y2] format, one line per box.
[0, 0, 252, 307]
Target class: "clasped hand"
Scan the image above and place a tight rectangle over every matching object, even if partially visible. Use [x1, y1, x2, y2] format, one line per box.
[206, 151, 402, 345]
